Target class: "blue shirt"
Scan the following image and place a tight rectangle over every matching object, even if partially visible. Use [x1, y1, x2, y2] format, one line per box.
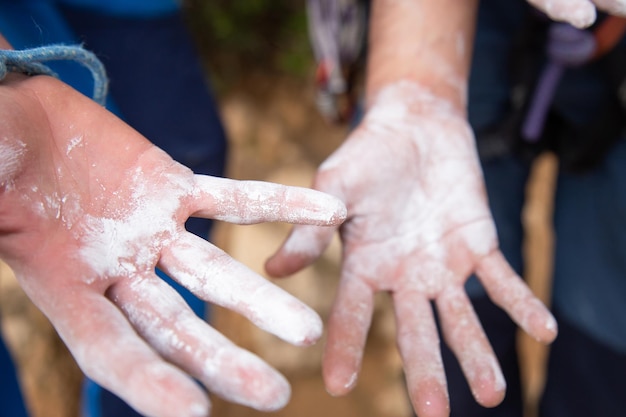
[57, 0, 180, 17]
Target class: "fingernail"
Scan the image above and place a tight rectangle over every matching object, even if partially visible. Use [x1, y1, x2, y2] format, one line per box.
[188, 402, 210, 417]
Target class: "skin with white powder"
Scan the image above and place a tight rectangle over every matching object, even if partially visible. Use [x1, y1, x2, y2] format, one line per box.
[0, 74, 347, 417]
[0, 138, 26, 188]
[3, 0, 591, 412]
[266, 0, 561, 415]
[62, 151, 340, 411]
[266, 80, 558, 415]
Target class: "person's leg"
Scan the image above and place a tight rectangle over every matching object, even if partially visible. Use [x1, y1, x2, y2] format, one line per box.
[539, 311, 626, 417]
[59, 7, 228, 416]
[0, 335, 28, 417]
[539, 137, 626, 417]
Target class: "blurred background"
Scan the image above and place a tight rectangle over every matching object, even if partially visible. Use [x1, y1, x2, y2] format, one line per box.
[0, 1, 557, 416]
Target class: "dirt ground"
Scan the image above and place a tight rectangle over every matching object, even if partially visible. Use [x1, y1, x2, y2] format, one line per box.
[0, 74, 557, 417]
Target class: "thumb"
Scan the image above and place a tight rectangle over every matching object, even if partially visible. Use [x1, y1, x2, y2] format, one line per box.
[265, 223, 338, 277]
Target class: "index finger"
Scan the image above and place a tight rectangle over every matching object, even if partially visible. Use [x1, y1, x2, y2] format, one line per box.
[191, 175, 347, 226]
[159, 232, 323, 347]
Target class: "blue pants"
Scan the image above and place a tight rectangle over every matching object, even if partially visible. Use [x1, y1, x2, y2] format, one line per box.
[0, 3, 227, 416]
[0, 336, 27, 417]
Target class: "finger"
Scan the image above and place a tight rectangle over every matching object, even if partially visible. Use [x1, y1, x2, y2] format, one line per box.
[476, 250, 558, 343]
[109, 275, 292, 412]
[436, 286, 506, 408]
[265, 223, 337, 277]
[393, 291, 449, 417]
[592, 0, 626, 15]
[51, 292, 209, 417]
[526, 0, 597, 28]
[323, 275, 374, 396]
[159, 232, 323, 346]
[191, 175, 347, 226]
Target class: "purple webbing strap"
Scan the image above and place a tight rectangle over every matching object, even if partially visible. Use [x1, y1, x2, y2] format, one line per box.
[521, 24, 596, 142]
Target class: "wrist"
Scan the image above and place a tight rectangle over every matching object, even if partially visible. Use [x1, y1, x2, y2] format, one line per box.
[366, 75, 467, 115]
[365, 80, 467, 122]
[364, 0, 478, 113]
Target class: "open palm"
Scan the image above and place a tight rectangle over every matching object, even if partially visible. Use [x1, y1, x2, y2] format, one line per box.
[0, 75, 346, 417]
[266, 83, 556, 417]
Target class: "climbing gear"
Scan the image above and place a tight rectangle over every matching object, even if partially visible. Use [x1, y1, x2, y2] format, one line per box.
[307, 0, 367, 123]
[0, 44, 108, 105]
[522, 16, 626, 142]
[477, 11, 626, 173]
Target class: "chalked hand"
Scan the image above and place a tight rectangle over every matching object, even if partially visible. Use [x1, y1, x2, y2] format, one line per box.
[0, 74, 346, 417]
[266, 81, 557, 417]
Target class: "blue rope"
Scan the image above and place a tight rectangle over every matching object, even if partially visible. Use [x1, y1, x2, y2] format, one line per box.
[0, 44, 108, 105]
